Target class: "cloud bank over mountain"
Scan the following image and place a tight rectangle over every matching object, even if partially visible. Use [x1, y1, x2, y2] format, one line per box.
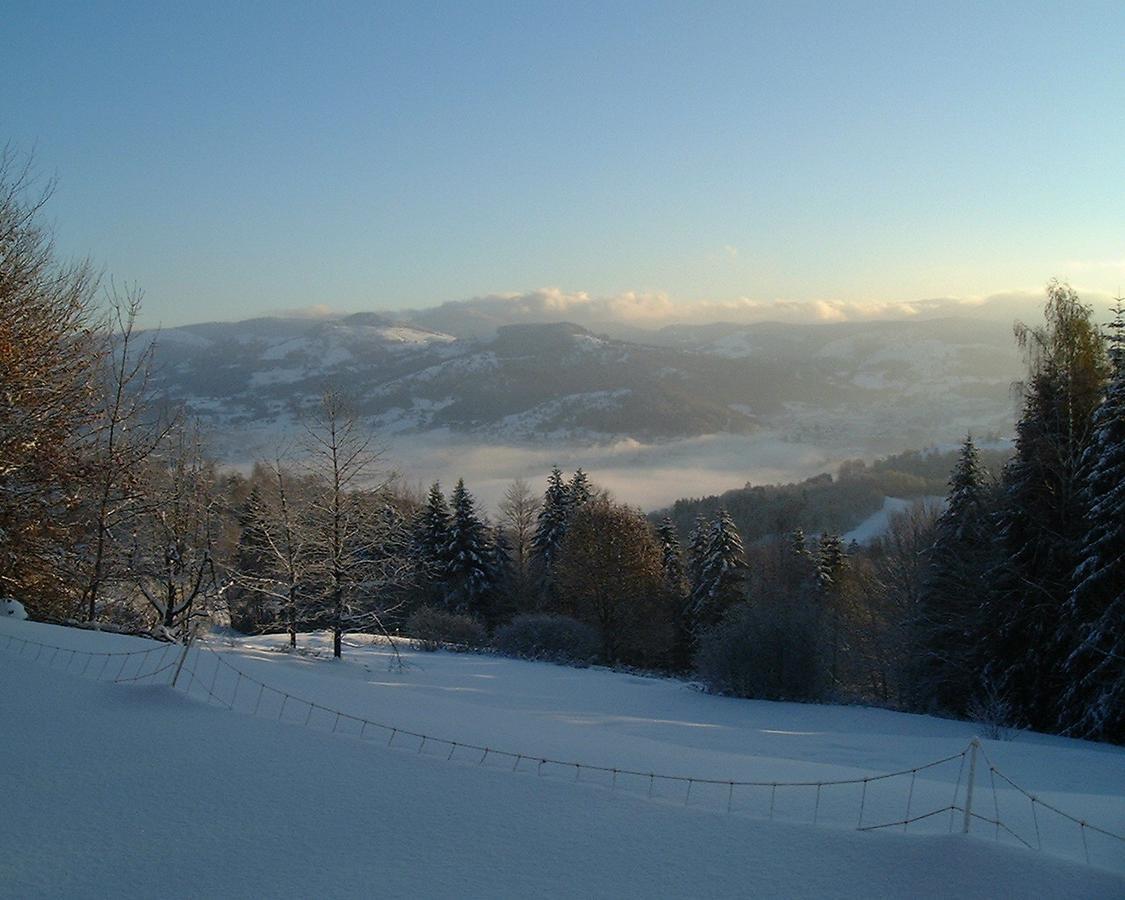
[396, 287, 1117, 338]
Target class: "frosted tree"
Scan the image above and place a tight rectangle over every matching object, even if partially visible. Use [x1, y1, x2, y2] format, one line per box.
[413, 481, 452, 605]
[127, 423, 226, 637]
[1061, 298, 1125, 741]
[532, 465, 570, 602]
[239, 455, 313, 649]
[567, 468, 593, 512]
[79, 286, 171, 623]
[686, 514, 710, 592]
[301, 389, 411, 658]
[816, 532, 849, 687]
[782, 529, 817, 594]
[498, 477, 540, 611]
[656, 516, 686, 590]
[816, 533, 847, 589]
[690, 509, 748, 631]
[790, 528, 808, 558]
[444, 479, 493, 615]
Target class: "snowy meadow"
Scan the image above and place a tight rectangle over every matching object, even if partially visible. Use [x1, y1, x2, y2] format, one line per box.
[2, 618, 1122, 898]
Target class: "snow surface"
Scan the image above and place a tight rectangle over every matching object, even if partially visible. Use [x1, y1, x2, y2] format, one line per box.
[1, 619, 1122, 898]
[842, 496, 946, 545]
[0, 599, 26, 620]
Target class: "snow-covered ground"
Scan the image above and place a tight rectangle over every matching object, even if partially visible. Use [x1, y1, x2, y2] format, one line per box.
[842, 496, 946, 545]
[1, 619, 1122, 898]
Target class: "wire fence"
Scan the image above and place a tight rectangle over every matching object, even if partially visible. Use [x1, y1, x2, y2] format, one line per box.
[0, 631, 179, 685]
[3, 629, 1123, 873]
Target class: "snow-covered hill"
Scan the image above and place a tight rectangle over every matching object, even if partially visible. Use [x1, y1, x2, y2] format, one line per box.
[2, 619, 1122, 897]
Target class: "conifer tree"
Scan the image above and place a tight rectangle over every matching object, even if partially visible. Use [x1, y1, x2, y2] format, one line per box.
[816, 532, 849, 687]
[1062, 298, 1125, 741]
[657, 516, 691, 669]
[783, 529, 817, 594]
[567, 468, 592, 512]
[686, 514, 710, 593]
[414, 481, 452, 605]
[484, 523, 516, 625]
[445, 479, 492, 615]
[916, 435, 992, 712]
[816, 533, 847, 589]
[790, 529, 808, 558]
[656, 516, 686, 589]
[532, 465, 570, 602]
[690, 509, 748, 630]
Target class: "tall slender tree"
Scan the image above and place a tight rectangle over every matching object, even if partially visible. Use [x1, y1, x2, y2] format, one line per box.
[532, 465, 570, 604]
[498, 477, 539, 613]
[79, 286, 170, 622]
[414, 481, 452, 606]
[301, 389, 407, 658]
[250, 455, 312, 648]
[656, 516, 692, 669]
[916, 436, 993, 712]
[816, 532, 849, 688]
[984, 281, 1108, 729]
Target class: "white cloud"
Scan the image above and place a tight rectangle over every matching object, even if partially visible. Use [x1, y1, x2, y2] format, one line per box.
[398, 286, 1119, 334]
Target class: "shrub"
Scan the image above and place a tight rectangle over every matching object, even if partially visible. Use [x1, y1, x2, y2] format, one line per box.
[966, 678, 1018, 741]
[493, 614, 600, 664]
[404, 606, 487, 652]
[695, 603, 822, 701]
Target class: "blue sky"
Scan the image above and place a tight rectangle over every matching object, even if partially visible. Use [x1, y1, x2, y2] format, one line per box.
[3, 1, 1123, 326]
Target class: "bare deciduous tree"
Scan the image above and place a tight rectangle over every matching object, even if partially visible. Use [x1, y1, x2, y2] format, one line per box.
[79, 284, 172, 622]
[499, 477, 540, 612]
[226, 453, 312, 648]
[127, 423, 226, 637]
[555, 498, 671, 666]
[301, 389, 412, 658]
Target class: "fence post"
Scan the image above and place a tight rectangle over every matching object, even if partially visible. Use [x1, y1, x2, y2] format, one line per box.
[171, 631, 195, 689]
[962, 738, 980, 834]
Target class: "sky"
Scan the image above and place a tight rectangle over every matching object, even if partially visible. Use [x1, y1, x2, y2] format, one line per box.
[3, 1, 1123, 328]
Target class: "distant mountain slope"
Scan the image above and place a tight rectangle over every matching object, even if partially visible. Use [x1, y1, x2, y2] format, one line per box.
[140, 313, 1022, 459]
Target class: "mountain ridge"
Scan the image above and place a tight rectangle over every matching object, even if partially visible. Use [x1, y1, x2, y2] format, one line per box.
[137, 312, 1022, 464]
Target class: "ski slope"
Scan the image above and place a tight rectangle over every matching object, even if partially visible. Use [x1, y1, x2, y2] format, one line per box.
[1, 619, 1122, 898]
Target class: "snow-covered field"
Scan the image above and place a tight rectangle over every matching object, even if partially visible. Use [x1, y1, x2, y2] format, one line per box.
[1, 619, 1122, 898]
